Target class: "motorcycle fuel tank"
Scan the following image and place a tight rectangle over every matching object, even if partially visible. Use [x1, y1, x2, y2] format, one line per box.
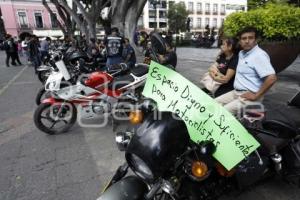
[84, 72, 113, 88]
[125, 111, 190, 181]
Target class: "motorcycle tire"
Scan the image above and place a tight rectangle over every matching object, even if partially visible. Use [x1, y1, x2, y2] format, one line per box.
[37, 71, 50, 83]
[35, 88, 52, 105]
[34, 103, 77, 135]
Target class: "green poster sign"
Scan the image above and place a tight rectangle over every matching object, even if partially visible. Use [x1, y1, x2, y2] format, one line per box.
[142, 61, 260, 170]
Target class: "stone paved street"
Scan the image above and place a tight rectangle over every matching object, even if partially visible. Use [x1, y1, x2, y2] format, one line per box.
[0, 48, 299, 200]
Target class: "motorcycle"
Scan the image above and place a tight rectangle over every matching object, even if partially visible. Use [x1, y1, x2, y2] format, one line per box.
[33, 59, 149, 135]
[36, 48, 63, 83]
[37, 45, 105, 84]
[96, 91, 300, 200]
[35, 49, 108, 105]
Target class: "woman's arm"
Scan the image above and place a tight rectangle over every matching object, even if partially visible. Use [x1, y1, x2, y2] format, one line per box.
[212, 68, 235, 84]
[208, 62, 219, 77]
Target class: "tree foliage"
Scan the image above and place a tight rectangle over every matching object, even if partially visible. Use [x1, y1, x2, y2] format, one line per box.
[224, 3, 300, 41]
[248, 0, 300, 10]
[248, 0, 289, 10]
[167, 2, 189, 33]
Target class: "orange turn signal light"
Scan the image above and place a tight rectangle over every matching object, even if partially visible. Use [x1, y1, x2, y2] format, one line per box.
[129, 110, 144, 125]
[191, 161, 208, 178]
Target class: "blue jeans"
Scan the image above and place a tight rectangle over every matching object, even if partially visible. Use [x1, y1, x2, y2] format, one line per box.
[106, 56, 123, 70]
[30, 55, 41, 72]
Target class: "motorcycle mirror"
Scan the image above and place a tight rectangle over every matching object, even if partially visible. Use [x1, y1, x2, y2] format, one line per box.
[115, 132, 133, 151]
[141, 99, 157, 113]
[198, 141, 216, 155]
[151, 32, 167, 55]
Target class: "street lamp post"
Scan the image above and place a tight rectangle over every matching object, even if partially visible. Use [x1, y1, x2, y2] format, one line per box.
[149, 0, 160, 29]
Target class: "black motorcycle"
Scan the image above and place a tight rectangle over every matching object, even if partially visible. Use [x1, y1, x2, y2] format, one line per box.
[97, 91, 300, 200]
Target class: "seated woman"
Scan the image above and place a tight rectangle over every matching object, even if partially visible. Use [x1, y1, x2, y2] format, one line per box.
[201, 37, 239, 97]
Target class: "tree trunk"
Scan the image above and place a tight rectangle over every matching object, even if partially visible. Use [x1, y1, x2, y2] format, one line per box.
[110, 0, 147, 54]
[72, 0, 96, 41]
[42, 0, 67, 36]
[59, 0, 89, 40]
[110, 0, 128, 35]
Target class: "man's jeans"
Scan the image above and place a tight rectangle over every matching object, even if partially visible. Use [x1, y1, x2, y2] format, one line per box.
[30, 55, 41, 72]
[106, 56, 123, 70]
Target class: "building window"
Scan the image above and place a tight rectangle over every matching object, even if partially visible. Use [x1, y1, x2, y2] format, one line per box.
[205, 17, 210, 26]
[159, 10, 166, 18]
[213, 4, 218, 14]
[18, 11, 28, 28]
[188, 2, 194, 13]
[161, 1, 167, 9]
[34, 12, 43, 28]
[149, 22, 156, 28]
[50, 13, 58, 28]
[205, 3, 210, 14]
[212, 18, 217, 28]
[197, 18, 201, 28]
[221, 4, 225, 14]
[159, 22, 167, 28]
[197, 3, 202, 14]
[149, 10, 156, 18]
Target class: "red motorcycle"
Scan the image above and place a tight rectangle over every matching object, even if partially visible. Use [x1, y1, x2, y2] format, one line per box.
[33, 62, 149, 134]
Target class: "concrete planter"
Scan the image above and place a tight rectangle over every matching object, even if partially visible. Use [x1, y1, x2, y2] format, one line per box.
[260, 41, 300, 73]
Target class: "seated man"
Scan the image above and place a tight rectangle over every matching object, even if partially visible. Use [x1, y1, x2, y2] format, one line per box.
[215, 27, 277, 117]
[104, 27, 124, 70]
[122, 38, 136, 68]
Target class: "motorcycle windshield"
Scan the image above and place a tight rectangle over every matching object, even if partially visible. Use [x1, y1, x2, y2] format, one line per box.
[55, 60, 71, 81]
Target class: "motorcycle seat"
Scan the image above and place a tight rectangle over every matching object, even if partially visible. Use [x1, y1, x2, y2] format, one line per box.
[262, 106, 300, 138]
[108, 74, 134, 90]
[131, 65, 149, 77]
[255, 132, 290, 155]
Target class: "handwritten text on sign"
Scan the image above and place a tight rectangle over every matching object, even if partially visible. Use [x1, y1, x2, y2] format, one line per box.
[142, 61, 260, 170]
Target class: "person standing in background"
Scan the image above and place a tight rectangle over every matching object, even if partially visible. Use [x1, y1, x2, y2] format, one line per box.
[3, 34, 15, 67]
[40, 37, 51, 62]
[12, 38, 22, 65]
[28, 35, 41, 73]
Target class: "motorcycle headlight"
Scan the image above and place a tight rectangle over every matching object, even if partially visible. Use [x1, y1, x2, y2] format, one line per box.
[126, 153, 154, 181]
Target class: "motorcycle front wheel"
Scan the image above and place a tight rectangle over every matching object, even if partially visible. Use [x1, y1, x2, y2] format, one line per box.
[37, 71, 50, 83]
[34, 102, 77, 135]
[35, 88, 52, 105]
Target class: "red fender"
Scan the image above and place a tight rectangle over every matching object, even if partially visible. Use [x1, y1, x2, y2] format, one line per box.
[41, 97, 63, 105]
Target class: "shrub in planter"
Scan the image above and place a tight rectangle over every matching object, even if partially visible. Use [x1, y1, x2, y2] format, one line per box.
[223, 3, 300, 72]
